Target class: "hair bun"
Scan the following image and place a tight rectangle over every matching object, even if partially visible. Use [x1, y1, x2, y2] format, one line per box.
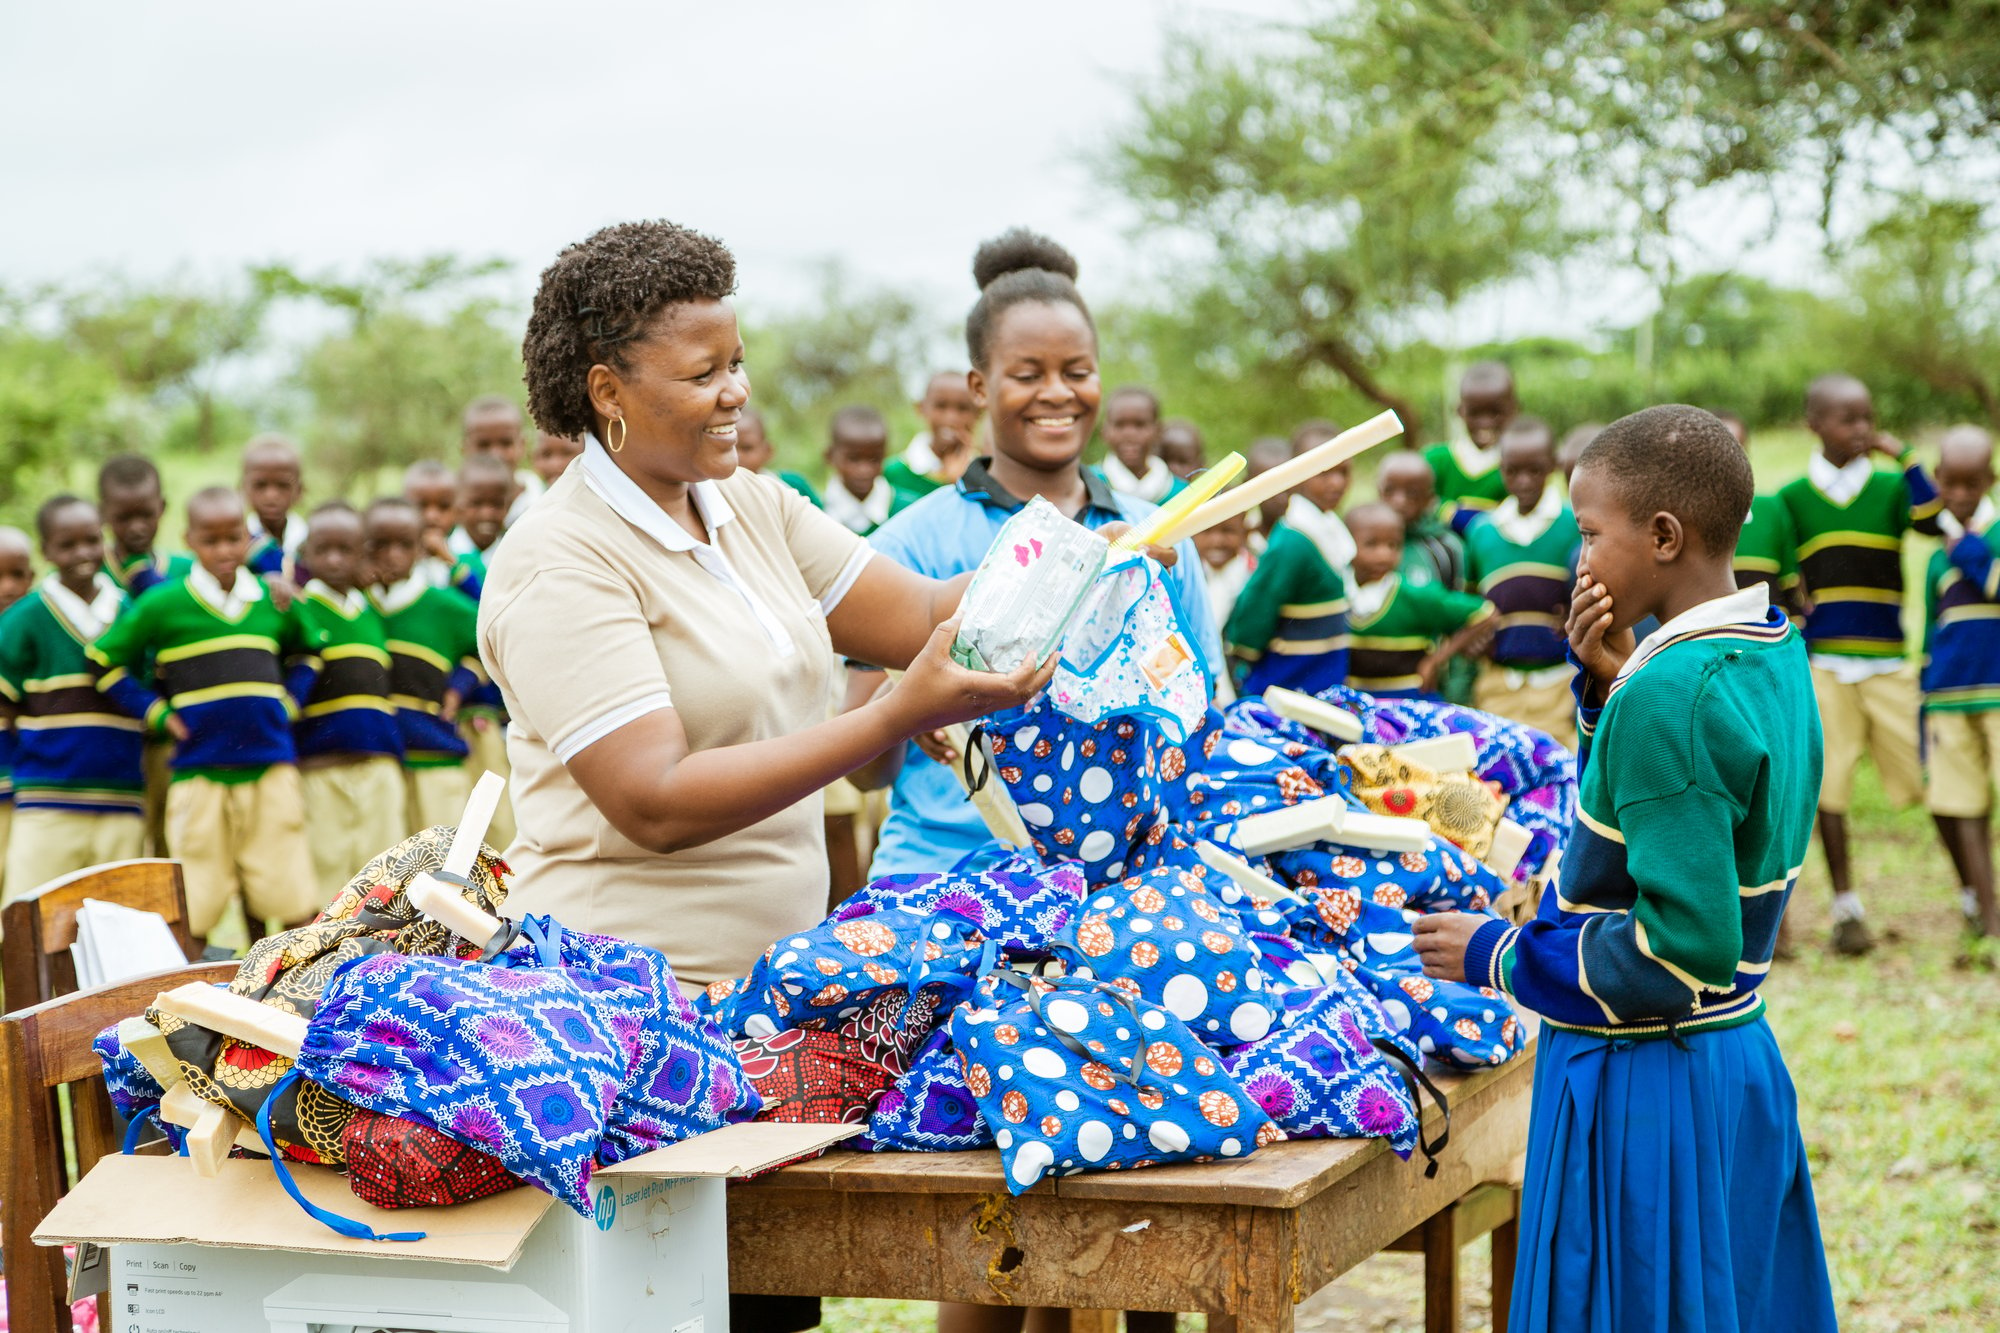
[972, 228, 1079, 291]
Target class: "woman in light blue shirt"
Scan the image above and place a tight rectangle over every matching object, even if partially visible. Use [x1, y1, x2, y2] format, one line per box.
[852, 229, 1220, 882]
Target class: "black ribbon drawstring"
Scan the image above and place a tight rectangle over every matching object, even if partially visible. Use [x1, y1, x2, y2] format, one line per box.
[962, 724, 992, 799]
[1371, 1038, 1451, 1178]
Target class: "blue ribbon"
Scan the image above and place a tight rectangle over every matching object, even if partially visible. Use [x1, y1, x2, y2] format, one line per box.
[257, 1068, 426, 1243]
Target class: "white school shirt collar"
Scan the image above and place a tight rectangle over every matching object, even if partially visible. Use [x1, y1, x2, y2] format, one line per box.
[372, 575, 431, 616]
[1939, 495, 1997, 542]
[822, 475, 894, 533]
[579, 433, 797, 657]
[1284, 493, 1357, 574]
[902, 432, 943, 479]
[1450, 436, 1501, 479]
[1101, 453, 1177, 504]
[247, 512, 305, 558]
[303, 579, 367, 618]
[1349, 571, 1398, 621]
[1488, 485, 1565, 546]
[1615, 583, 1770, 688]
[41, 572, 122, 640]
[1806, 451, 1874, 507]
[506, 469, 546, 527]
[447, 526, 479, 558]
[187, 563, 264, 620]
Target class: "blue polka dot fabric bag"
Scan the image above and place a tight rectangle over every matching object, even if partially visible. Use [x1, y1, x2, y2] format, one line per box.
[700, 903, 996, 1040]
[837, 854, 1087, 953]
[986, 698, 1166, 882]
[294, 919, 757, 1217]
[1051, 863, 1281, 1048]
[949, 971, 1279, 1194]
[852, 1027, 992, 1153]
[1219, 981, 1420, 1157]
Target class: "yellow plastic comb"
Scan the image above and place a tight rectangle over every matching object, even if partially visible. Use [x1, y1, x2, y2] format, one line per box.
[1109, 452, 1246, 553]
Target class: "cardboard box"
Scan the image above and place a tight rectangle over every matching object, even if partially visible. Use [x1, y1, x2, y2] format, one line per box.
[39, 1121, 856, 1333]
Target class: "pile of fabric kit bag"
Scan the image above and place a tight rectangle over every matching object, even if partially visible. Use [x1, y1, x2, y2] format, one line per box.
[693, 681, 1572, 1195]
[94, 827, 757, 1237]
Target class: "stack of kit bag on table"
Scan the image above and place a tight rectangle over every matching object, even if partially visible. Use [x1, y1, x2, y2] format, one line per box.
[92, 680, 1573, 1218]
[694, 686, 1573, 1195]
[93, 827, 757, 1236]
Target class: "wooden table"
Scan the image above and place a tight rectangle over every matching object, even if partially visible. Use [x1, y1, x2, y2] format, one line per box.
[728, 1044, 1534, 1333]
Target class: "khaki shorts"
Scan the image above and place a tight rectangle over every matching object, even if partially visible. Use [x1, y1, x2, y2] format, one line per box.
[460, 716, 515, 851]
[1474, 664, 1578, 753]
[165, 766, 317, 936]
[406, 764, 473, 839]
[1925, 709, 2000, 818]
[303, 757, 409, 905]
[1812, 665, 1923, 813]
[2, 807, 146, 908]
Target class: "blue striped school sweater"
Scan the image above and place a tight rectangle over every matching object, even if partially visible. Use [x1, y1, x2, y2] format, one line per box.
[1462, 501, 1579, 670]
[1921, 521, 2000, 713]
[1464, 607, 1819, 1038]
[0, 580, 146, 814]
[90, 574, 324, 779]
[292, 582, 402, 760]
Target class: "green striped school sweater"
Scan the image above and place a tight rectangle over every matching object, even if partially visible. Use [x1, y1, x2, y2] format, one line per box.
[1777, 455, 1942, 658]
[0, 581, 145, 813]
[1344, 574, 1492, 696]
[1464, 608, 1819, 1038]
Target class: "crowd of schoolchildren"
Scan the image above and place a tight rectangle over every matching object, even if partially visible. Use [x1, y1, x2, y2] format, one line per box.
[0, 361, 1995, 961]
[0, 399, 582, 951]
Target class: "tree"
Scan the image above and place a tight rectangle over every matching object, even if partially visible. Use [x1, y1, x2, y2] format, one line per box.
[738, 264, 944, 467]
[1838, 195, 2000, 427]
[1107, 8, 1579, 441]
[58, 279, 271, 454]
[274, 257, 524, 492]
[0, 319, 126, 514]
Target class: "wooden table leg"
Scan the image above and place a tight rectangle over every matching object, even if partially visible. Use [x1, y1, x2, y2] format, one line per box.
[1490, 1197, 1519, 1332]
[1422, 1210, 1459, 1333]
[1065, 1312, 1119, 1333]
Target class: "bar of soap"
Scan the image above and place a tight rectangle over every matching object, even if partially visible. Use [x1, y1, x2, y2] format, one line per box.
[1388, 733, 1478, 773]
[1263, 687, 1364, 742]
[1234, 798, 1433, 857]
[1485, 819, 1533, 877]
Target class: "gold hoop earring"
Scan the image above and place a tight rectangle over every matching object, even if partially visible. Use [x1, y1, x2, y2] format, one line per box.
[606, 415, 626, 453]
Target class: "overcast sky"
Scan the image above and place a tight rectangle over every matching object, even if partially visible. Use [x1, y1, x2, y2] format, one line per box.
[2, 3, 1305, 309]
[4, 2, 1823, 347]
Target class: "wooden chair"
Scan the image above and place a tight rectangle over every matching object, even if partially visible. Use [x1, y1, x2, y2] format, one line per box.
[0, 960, 237, 1333]
[1, 859, 201, 1010]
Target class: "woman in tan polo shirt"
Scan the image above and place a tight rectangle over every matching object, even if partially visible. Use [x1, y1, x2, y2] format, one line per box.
[478, 219, 1052, 993]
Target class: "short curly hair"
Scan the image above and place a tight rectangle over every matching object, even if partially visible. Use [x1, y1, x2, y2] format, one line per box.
[1576, 405, 1753, 555]
[522, 220, 737, 439]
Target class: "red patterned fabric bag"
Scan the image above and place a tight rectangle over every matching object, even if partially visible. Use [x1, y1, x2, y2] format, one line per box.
[340, 1108, 524, 1210]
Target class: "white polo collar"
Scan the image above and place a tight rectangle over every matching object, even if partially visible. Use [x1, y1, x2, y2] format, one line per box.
[1940, 495, 1996, 542]
[1451, 436, 1501, 479]
[304, 579, 368, 618]
[1349, 572, 1398, 622]
[581, 434, 736, 552]
[187, 564, 264, 621]
[247, 513, 305, 557]
[1488, 485, 1565, 545]
[822, 475, 895, 533]
[579, 432, 794, 656]
[1615, 583, 1770, 686]
[1284, 493, 1356, 574]
[41, 572, 122, 641]
[1806, 451, 1874, 507]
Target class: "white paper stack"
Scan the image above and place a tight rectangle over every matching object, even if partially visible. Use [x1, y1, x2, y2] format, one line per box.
[70, 898, 186, 989]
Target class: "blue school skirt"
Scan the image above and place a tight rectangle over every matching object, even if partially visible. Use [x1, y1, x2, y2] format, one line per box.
[1510, 1016, 1837, 1333]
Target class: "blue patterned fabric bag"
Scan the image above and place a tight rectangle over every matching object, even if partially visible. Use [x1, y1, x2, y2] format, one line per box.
[1051, 864, 1280, 1048]
[949, 972, 1279, 1194]
[851, 1027, 992, 1153]
[1219, 982, 1420, 1156]
[986, 698, 1166, 882]
[295, 921, 757, 1217]
[1271, 838, 1510, 918]
[836, 855, 1087, 953]
[94, 1022, 187, 1153]
[700, 903, 995, 1040]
